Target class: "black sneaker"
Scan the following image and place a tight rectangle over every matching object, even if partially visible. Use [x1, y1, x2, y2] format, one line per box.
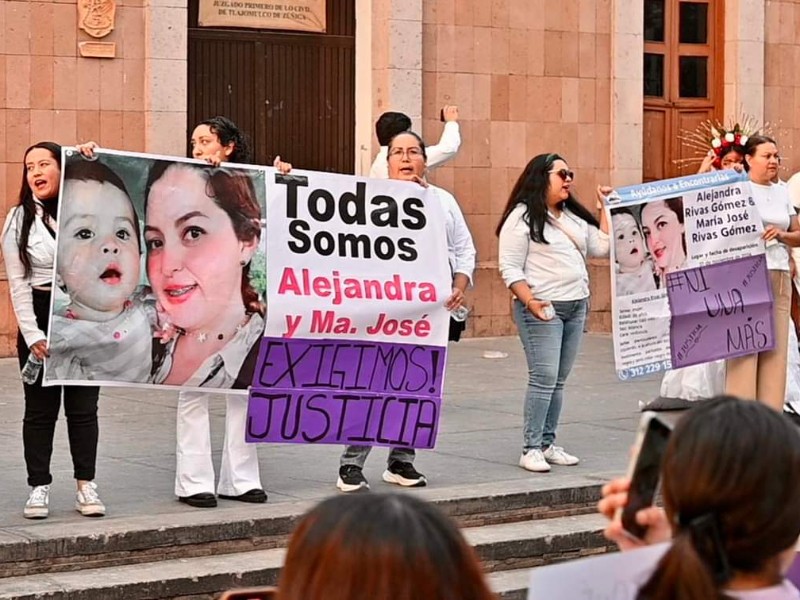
[382, 461, 427, 487]
[336, 465, 370, 493]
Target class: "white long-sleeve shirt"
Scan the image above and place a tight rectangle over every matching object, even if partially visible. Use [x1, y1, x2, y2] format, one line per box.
[498, 204, 609, 301]
[1, 203, 57, 347]
[369, 121, 461, 179]
[431, 185, 476, 284]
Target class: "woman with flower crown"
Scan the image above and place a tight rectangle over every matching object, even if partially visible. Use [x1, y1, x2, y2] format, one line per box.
[652, 124, 800, 409]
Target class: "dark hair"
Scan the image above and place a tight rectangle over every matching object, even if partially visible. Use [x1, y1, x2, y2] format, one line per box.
[742, 135, 778, 173]
[144, 161, 264, 316]
[637, 396, 800, 600]
[494, 153, 600, 242]
[276, 494, 496, 600]
[197, 116, 253, 164]
[610, 206, 635, 219]
[375, 111, 412, 146]
[63, 155, 141, 252]
[15, 142, 62, 278]
[718, 145, 745, 163]
[386, 130, 428, 161]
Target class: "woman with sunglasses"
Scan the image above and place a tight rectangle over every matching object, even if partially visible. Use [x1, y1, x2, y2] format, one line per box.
[497, 153, 609, 473]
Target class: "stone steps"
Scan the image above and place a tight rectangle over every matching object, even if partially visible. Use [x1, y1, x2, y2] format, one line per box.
[0, 478, 613, 599]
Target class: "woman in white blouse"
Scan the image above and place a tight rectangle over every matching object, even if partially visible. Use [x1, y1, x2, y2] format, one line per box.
[497, 153, 610, 474]
[337, 131, 476, 493]
[1, 142, 104, 519]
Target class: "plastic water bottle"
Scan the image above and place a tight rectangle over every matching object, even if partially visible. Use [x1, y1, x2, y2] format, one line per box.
[20, 354, 43, 385]
[542, 304, 556, 320]
[451, 305, 470, 322]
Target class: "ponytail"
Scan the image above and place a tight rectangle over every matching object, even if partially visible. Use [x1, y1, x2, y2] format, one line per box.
[637, 530, 727, 600]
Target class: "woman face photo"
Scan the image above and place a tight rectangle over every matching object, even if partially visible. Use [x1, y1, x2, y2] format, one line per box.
[612, 212, 646, 272]
[144, 165, 257, 334]
[640, 200, 685, 273]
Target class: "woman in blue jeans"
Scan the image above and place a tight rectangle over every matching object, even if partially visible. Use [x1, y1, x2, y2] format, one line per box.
[497, 153, 610, 473]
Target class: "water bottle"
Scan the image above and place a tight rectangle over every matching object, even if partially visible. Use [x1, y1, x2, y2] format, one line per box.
[542, 304, 556, 320]
[450, 305, 470, 322]
[20, 354, 43, 385]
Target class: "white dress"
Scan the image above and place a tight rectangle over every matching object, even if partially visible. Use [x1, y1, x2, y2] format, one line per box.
[653, 322, 800, 406]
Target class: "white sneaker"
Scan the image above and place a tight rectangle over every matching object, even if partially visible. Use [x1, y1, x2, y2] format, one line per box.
[519, 449, 551, 472]
[75, 481, 106, 517]
[543, 445, 580, 466]
[24, 485, 50, 519]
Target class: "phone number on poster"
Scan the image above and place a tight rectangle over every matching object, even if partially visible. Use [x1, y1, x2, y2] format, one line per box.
[617, 361, 672, 381]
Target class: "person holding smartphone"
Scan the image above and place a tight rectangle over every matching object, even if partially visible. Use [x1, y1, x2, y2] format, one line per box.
[598, 396, 800, 599]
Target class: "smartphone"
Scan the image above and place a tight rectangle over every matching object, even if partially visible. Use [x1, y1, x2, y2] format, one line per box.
[439, 107, 445, 122]
[619, 412, 672, 540]
[218, 588, 277, 600]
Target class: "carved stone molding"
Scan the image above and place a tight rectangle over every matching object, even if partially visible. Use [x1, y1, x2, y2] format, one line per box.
[78, 0, 116, 39]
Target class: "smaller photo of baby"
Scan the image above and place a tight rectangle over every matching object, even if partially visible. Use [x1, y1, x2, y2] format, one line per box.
[610, 206, 658, 297]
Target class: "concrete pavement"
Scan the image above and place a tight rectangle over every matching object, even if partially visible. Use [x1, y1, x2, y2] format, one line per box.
[0, 333, 661, 528]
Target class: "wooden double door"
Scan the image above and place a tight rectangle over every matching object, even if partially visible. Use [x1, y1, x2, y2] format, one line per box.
[187, 2, 356, 173]
[643, 0, 724, 181]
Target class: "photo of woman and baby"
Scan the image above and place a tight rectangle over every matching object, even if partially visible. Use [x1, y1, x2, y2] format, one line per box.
[44, 151, 267, 391]
[610, 197, 687, 296]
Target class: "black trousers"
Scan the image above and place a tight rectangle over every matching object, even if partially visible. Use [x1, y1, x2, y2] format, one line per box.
[17, 289, 99, 486]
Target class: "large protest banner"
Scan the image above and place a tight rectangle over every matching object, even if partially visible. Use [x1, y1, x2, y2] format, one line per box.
[605, 170, 773, 380]
[245, 172, 452, 448]
[43, 149, 268, 393]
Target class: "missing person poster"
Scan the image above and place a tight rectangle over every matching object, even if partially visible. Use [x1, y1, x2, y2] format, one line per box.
[606, 170, 773, 380]
[43, 148, 268, 393]
[245, 172, 452, 448]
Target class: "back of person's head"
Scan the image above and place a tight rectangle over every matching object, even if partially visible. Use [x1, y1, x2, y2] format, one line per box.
[375, 111, 412, 146]
[637, 396, 800, 600]
[276, 493, 495, 600]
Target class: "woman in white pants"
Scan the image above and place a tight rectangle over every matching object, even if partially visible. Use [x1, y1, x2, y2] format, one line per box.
[81, 117, 291, 508]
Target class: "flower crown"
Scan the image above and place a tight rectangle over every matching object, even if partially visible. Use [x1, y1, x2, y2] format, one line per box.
[677, 114, 764, 171]
[709, 124, 747, 151]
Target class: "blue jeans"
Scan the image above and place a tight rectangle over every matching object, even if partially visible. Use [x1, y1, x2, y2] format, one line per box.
[513, 297, 588, 452]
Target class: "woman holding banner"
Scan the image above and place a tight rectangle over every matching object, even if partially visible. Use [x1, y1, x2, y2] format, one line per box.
[497, 153, 610, 474]
[2, 142, 105, 519]
[336, 131, 475, 493]
[81, 118, 281, 508]
[725, 136, 800, 411]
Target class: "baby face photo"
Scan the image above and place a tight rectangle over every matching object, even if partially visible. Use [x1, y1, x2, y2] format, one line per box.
[610, 197, 687, 297]
[610, 206, 657, 297]
[45, 150, 267, 392]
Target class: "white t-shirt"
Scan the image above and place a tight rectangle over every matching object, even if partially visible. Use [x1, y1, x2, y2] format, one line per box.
[750, 181, 796, 271]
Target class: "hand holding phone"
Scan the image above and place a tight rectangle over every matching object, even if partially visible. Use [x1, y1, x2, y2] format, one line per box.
[618, 412, 672, 541]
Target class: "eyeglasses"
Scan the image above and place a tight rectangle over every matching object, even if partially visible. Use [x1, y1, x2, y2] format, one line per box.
[549, 168, 575, 181]
[388, 147, 424, 159]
